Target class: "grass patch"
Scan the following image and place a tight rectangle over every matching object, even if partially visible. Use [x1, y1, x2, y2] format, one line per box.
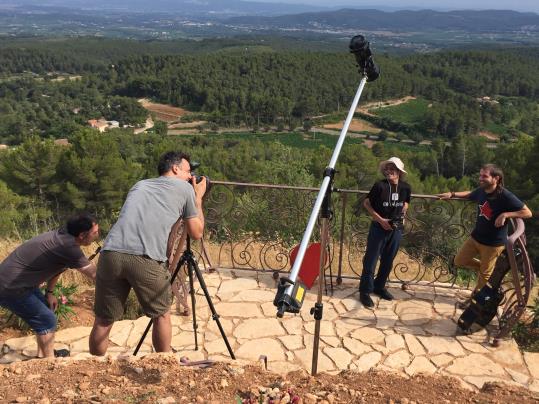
[382, 141, 431, 152]
[483, 122, 508, 135]
[369, 98, 430, 125]
[210, 131, 364, 149]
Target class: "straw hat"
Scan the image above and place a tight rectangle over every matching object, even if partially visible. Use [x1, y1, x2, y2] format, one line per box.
[379, 157, 407, 174]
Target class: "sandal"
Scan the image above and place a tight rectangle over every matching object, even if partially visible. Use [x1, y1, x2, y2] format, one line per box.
[54, 349, 70, 358]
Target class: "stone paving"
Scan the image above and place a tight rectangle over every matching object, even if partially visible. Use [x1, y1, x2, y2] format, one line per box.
[1, 268, 538, 393]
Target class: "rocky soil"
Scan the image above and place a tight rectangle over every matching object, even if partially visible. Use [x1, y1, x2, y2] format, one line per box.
[0, 354, 537, 403]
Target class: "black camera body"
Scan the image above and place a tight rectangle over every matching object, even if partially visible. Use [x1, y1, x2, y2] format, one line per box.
[349, 35, 380, 82]
[189, 161, 211, 191]
[389, 214, 405, 230]
[194, 175, 207, 184]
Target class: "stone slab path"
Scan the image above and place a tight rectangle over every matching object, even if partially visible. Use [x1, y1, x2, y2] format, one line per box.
[1, 268, 538, 393]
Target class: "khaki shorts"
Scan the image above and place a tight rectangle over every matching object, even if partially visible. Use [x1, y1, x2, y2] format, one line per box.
[94, 250, 171, 321]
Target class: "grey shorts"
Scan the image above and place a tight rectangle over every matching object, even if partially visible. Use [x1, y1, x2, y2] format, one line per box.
[94, 250, 171, 321]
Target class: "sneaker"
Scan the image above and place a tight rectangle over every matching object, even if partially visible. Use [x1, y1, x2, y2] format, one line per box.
[373, 288, 394, 301]
[53, 349, 70, 358]
[359, 293, 375, 308]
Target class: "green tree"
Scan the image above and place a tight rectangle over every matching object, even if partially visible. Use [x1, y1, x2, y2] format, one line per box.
[53, 131, 143, 227]
[0, 137, 63, 200]
[153, 120, 168, 136]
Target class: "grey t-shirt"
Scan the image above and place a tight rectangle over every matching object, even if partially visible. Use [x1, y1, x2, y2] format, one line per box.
[0, 229, 90, 295]
[103, 176, 198, 262]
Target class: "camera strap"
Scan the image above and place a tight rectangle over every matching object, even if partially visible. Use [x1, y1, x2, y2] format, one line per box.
[387, 180, 399, 206]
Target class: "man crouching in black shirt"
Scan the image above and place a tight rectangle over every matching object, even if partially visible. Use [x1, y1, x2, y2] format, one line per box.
[359, 157, 411, 308]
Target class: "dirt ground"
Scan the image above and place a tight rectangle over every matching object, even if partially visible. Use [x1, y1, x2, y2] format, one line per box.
[138, 99, 190, 122]
[479, 131, 500, 141]
[168, 121, 207, 129]
[356, 96, 417, 116]
[0, 355, 536, 403]
[323, 119, 381, 133]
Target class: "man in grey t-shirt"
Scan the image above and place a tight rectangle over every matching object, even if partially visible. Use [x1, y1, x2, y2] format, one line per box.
[0, 213, 99, 358]
[89, 151, 206, 356]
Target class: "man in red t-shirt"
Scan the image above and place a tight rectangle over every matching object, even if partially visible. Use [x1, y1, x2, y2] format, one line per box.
[438, 164, 531, 293]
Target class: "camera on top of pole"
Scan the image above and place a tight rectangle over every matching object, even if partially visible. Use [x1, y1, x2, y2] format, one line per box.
[349, 34, 380, 82]
[272, 35, 379, 375]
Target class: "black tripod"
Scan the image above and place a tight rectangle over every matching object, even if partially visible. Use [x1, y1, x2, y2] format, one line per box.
[134, 236, 235, 359]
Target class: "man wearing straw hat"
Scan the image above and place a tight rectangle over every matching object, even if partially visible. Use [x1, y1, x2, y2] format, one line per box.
[359, 157, 411, 308]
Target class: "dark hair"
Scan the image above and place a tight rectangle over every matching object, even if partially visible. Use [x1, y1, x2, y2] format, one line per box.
[157, 151, 190, 176]
[481, 164, 504, 194]
[66, 213, 97, 237]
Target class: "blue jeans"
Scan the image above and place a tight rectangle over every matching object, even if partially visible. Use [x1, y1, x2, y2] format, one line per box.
[0, 288, 57, 334]
[360, 222, 402, 294]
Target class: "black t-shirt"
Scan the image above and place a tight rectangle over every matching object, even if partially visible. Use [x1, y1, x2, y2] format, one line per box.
[367, 180, 412, 221]
[469, 188, 524, 246]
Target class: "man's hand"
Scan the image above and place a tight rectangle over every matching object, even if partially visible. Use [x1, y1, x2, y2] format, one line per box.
[495, 213, 507, 228]
[47, 293, 58, 311]
[437, 192, 452, 200]
[378, 218, 393, 231]
[191, 176, 207, 201]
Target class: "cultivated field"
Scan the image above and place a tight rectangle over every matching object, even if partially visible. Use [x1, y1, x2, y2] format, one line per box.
[323, 118, 382, 133]
[356, 96, 417, 115]
[138, 98, 190, 122]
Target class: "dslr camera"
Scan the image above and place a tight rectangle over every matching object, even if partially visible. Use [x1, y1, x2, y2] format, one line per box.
[189, 161, 211, 190]
[389, 213, 405, 230]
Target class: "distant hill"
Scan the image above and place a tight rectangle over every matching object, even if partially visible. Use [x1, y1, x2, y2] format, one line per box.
[1, 0, 328, 17]
[226, 9, 539, 32]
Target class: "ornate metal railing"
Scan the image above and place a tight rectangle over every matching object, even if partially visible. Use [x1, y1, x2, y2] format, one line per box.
[493, 218, 534, 344]
[193, 180, 534, 341]
[200, 180, 481, 287]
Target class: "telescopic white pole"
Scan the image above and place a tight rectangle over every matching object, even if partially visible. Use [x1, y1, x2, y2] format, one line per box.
[276, 75, 368, 317]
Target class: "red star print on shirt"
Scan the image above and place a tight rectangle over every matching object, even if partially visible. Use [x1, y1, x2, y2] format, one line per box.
[478, 201, 493, 220]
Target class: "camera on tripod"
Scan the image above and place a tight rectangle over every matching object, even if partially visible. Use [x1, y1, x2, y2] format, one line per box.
[189, 161, 211, 189]
[349, 35, 380, 82]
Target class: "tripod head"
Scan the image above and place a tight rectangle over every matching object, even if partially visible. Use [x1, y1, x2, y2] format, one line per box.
[349, 35, 380, 82]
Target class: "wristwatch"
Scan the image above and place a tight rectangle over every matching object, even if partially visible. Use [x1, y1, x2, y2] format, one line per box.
[45, 289, 54, 294]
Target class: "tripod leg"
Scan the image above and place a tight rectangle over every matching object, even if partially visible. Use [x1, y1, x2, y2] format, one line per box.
[187, 258, 199, 350]
[200, 236, 215, 272]
[133, 319, 154, 356]
[325, 244, 332, 295]
[191, 260, 236, 360]
[311, 217, 330, 375]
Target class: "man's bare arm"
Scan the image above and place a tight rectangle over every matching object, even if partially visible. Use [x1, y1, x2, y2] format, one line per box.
[185, 176, 206, 240]
[363, 198, 392, 231]
[78, 262, 97, 281]
[495, 205, 533, 227]
[437, 190, 472, 200]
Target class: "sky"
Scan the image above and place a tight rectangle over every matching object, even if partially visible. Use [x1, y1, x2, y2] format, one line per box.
[249, 0, 539, 13]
